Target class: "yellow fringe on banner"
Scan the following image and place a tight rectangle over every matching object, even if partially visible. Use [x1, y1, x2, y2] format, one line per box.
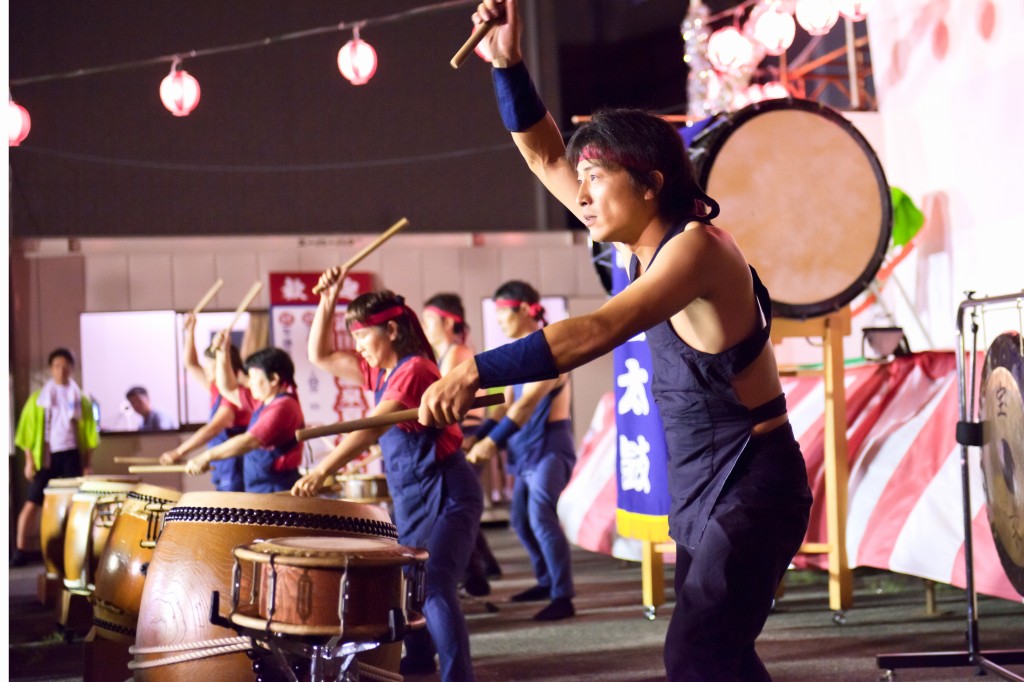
[616, 509, 672, 543]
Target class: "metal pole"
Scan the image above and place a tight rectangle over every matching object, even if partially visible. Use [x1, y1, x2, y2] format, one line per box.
[844, 18, 860, 109]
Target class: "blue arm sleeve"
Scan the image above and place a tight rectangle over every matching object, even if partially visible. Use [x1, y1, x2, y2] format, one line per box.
[475, 330, 559, 389]
[492, 61, 548, 132]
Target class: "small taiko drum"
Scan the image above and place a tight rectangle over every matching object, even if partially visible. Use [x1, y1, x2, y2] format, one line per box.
[40, 477, 82, 580]
[132, 492, 398, 681]
[63, 478, 139, 594]
[334, 473, 391, 504]
[230, 536, 427, 641]
[92, 483, 182, 643]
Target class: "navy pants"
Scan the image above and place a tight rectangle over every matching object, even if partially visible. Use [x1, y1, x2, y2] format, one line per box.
[510, 423, 576, 600]
[664, 423, 811, 682]
[403, 458, 482, 682]
[210, 457, 244, 492]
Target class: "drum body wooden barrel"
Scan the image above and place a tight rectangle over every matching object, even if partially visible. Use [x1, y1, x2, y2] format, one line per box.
[132, 492, 398, 681]
[63, 479, 138, 594]
[92, 483, 182, 642]
[40, 478, 82, 580]
[230, 536, 426, 641]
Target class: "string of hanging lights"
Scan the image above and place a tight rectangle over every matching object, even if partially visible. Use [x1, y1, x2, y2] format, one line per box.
[8, 0, 478, 144]
[685, 0, 871, 117]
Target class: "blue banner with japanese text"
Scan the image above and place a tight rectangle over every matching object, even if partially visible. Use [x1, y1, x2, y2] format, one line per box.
[611, 252, 672, 542]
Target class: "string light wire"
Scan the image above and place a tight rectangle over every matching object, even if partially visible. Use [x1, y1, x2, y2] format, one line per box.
[10, 0, 476, 87]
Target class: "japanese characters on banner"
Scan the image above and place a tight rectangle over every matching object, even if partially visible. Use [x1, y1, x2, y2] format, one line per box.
[268, 271, 376, 467]
[611, 253, 673, 542]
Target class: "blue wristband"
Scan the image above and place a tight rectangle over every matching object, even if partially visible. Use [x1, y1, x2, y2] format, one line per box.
[488, 417, 520, 448]
[492, 61, 547, 132]
[475, 418, 499, 440]
[475, 330, 559, 389]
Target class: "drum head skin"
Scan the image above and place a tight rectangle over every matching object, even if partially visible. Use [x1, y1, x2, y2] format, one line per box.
[980, 331, 1024, 596]
[690, 99, 892, 318]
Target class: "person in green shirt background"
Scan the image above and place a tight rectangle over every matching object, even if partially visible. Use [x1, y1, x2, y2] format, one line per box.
[11, 348, 100, 567]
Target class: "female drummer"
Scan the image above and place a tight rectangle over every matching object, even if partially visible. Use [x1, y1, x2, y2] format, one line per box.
[160, 313, 250, 491]
[421, 2, 812, 680]
[293, 273, 481, 682]
[185, 335, 303, 493]
[467, 280, 576, 621]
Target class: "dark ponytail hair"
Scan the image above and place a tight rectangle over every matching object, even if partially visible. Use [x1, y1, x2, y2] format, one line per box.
[424, 292, 468, 343]
[346, 290, 435, 362]
[244, 347, 296, 388]
[494, 280, 547, 326]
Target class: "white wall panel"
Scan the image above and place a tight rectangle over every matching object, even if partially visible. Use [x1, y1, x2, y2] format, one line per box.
[171, 253, 218, 311]
[128, 254, 173, 311]
[85, 254, 130, 311]
[215, 252, 264, 308]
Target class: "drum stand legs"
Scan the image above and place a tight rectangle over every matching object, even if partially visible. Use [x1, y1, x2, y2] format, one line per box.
[209, 590, 394, 682]
[875, 292, 1024, 681]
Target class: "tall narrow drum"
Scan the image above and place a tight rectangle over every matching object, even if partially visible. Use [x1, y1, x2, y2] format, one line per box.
[132, 491, 398, 681]
[63, 478, 139, 594]
[40, 478, 82, 581]
[92, 483, 182, 642]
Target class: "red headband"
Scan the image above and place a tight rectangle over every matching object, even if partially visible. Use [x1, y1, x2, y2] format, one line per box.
[496, 299, 544, 318]
[424, 305, 464, 325]
[349, 305, 405, 330]
[578, 144, 648, 172]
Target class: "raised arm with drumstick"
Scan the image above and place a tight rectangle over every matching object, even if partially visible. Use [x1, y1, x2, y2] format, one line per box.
[427, 2, 813, 679]
[158, 313, 251, 492]
[294, 284, 482, 682]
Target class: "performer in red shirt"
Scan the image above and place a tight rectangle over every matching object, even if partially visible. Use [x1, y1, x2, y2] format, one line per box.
[294, 273, 481, 682]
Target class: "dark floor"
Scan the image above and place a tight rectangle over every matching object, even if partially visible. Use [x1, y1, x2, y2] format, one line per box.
[7, 523, 1024, 681]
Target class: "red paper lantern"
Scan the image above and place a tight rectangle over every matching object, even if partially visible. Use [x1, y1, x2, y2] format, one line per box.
[8, 99, 31, 146]
[837, 0, 871, 22]
[337, 31, 378, 86]
[750, 4, 796, 56]
[707, 26, 757, 75]
[160, 64, 201, 117]
[795, 0, 841, 36]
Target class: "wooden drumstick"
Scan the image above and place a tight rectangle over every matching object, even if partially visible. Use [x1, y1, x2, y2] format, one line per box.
[191, 279, 224, 315]
[114, 457, 161, 464]
[226, 281, 263, 333]
[312, 217, 410, 295]
[296, 392, 505, 441]
[450, 20, 494, 69]
[128, 464, 190, 473]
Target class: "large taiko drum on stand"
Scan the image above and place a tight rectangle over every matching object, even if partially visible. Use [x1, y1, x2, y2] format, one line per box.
[92, 483, 182, 642]
[40, 478, 83, 581]
[131, 492, 398, 681]
[688, 98, 892, 318]
[980, 330, 1024, 595]
[63, 478, 139, 594]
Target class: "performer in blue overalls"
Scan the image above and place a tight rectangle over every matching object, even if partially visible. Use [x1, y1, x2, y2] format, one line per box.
[185, 333, 303, 493]
[466, 281, 576, 621]
[422, 292, 504, 596]
[421, 3, 812, 680]
[160, 312, 250, 491]
[294, 273, 481, 682]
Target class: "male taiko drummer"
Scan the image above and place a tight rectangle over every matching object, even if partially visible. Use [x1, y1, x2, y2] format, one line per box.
[420, 2, 812, 680]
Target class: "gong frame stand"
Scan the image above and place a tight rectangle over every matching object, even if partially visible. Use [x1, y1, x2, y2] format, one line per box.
[876, 290, 1024, 681]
